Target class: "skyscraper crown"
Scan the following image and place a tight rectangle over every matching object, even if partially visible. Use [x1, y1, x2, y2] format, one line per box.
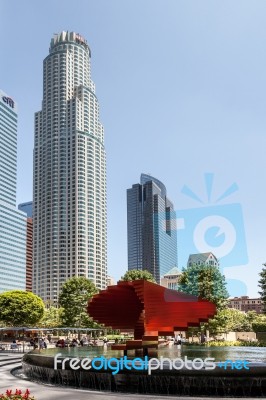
[50, 31, 90, 54]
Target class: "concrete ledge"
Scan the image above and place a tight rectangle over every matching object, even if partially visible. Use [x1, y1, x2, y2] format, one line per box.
[0, 363, 251, 400]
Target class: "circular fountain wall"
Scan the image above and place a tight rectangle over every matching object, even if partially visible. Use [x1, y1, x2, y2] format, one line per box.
[21, 345, 266, 396]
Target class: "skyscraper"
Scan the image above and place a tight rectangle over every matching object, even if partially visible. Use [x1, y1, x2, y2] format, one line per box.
[127, 174, 177, 283]
[33, 32, 107, 303]
[18, 202, 33, 291]
[18, 201, 33, 218]
[0, 90, 27, 292]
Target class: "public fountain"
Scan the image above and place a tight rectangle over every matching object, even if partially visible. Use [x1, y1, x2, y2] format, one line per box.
[21, 281, 266, 396]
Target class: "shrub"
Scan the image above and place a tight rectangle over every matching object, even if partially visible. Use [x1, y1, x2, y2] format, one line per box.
[252, 322, 266, 332]
[184, 340, 266, 347]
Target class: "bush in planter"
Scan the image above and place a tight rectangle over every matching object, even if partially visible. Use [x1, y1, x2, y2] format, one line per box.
[0, 389, 35, 399]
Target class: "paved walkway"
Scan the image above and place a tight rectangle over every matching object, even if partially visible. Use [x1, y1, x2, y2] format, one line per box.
[0, 354, 261, 400]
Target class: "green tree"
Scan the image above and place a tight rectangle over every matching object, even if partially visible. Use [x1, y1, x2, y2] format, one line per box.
[120, 269, 156, 283]
[58, 277, 98, 327]
[178, 264, 228, 310]
[207, 308, 253, 334]
[246, 310, 258, 325]
[251, 313, 266, 332]
[252, 321, 266, 332]
[258, 263, 266, 313]
[37, 306, 64, 328]
[0, 290, 44, 326]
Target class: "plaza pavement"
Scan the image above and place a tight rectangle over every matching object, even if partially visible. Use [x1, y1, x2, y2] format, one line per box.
[0, 353, 260, 400]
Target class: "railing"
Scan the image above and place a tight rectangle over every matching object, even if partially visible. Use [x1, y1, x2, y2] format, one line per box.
[0, 343, 32, 353]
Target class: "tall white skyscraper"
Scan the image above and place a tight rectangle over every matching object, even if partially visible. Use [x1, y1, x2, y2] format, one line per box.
[33, 32, 107, 303]
[0, 90, 26, 292]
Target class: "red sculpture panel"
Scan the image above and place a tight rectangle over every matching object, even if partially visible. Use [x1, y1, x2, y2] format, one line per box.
[88, 280, 216, 339]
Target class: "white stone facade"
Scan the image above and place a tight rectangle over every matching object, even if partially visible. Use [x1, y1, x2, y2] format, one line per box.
[33, 32, 107, 303]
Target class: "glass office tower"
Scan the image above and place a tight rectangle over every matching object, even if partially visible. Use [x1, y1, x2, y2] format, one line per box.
[18, 201, 33, 218]
[18, 202, 33, 291]
[33, 32, 107, 303]
[0, 90, 26, 292]
[127, 174, 177, 283]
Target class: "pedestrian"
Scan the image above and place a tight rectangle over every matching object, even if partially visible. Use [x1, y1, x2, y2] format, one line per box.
[174, 333, 181, 345]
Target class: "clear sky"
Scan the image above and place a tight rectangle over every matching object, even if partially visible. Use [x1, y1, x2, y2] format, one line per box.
[1, 0, 266, 296]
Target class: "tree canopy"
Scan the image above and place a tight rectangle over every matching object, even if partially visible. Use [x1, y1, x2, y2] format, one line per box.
[178, 264, 228, 310]
[37, 306, 64, 328]
[0, 290, 44, 326]
[252, 320, 266, 332]
[58, 276, 98, 327]
[251, 313, 266, 332]
[120, 269, 156, 283]
[258, 263, 266, 314]
[207, 308, 255, 334]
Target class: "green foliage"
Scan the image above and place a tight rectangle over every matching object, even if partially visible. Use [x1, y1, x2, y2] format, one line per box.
[258, 263, 266, 313]
[186, 340, 266, 347]
[207, 308, 256, 334]
[251, 314, 266, 332]
[58, 277, 98, 327]
[37, 306, 64, 328]
[99, 334, 125, 340]
[245, 310, 258, 324]
[252, 322, 266, 332]
[0, 290, 44, 326]
[120, 269, 156, 282]
[178, 264, 228, 310]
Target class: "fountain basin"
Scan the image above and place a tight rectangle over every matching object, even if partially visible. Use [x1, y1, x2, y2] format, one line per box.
[22, 347, 266, 397]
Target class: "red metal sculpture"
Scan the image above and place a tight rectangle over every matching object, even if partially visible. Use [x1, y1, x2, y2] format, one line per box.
[88, 280, 216, 340]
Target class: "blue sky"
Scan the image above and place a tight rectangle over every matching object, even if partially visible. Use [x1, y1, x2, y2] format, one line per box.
[1, 0, 266, 296]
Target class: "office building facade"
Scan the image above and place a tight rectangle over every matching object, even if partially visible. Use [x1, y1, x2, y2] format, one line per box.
[18, 201, 33, 218]
[127, 174, 177, 283]
[187, 252, 219, 268]
[160, 267, 181, 290]
[18, 202, 33, 291]
[0, 90, 26, 292]
[33, 32, 107, 303]
[228, 296, 263, 314]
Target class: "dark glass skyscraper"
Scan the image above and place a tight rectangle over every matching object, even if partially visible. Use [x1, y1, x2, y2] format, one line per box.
[18, 201, 33, 218]
[127, 174, 177, 283]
